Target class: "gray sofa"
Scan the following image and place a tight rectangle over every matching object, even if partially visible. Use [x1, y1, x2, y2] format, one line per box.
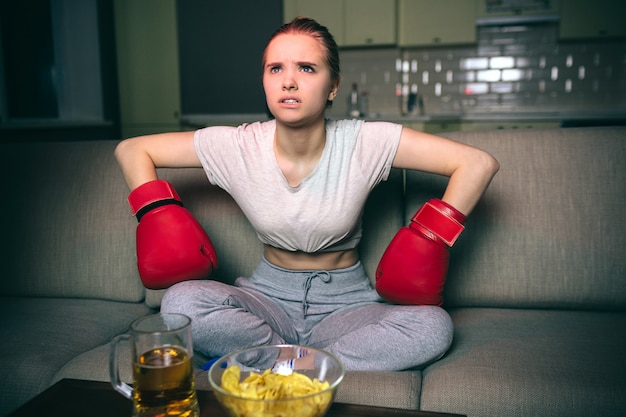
[1, 126, 625, 417]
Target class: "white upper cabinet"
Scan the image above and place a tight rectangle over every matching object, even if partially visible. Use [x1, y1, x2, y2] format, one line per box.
[284, 0, 397, 47]
[398, 0, 478, 47]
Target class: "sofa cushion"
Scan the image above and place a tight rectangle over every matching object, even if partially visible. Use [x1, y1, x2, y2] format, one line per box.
[54, 342, 423, 411]
[420, 308, 626, 417]
[407, 127, 626, 310]
[334, 370, 421, 409]
[0, 296, 152, 416]
[1, 141, 145, 302]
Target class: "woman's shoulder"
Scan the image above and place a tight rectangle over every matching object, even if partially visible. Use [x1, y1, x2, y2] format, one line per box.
[327, 118, 401, 132]
[196, 119, 275, 141]
[327, 119, 402, 142]
[326, 118, 361, 131]
[240, 118, 276, 132]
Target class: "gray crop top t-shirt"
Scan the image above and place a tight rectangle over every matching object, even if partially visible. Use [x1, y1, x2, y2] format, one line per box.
[193, 119, 402, 253]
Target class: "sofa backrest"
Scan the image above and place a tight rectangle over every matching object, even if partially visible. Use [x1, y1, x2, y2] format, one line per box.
[1, 140, 145, 302]
[4, 126, 624, 312]
[1, 138, 405, 307]
[407, 127, 626, 311]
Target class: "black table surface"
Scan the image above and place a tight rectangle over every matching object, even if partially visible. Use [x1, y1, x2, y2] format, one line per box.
[8, 378, 465, 417]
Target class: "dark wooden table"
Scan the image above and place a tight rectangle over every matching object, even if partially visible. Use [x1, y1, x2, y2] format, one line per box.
[8, 379, 465, 417]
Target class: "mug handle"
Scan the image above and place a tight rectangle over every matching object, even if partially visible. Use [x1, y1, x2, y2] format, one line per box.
[110, 334, 133, 399]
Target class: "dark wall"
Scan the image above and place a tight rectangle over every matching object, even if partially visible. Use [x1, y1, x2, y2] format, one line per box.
[0, 0, 120, 142]
[1, 1, 59, 119]
[177, 0, 283, 115]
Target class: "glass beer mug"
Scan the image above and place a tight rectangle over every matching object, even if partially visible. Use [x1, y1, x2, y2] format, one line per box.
[110, 313, 199, 417]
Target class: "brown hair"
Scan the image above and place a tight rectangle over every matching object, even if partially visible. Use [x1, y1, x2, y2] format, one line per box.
[263, 16, 341, 85]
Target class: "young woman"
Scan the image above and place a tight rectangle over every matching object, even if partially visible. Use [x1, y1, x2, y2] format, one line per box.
[115, 17, 499, 371]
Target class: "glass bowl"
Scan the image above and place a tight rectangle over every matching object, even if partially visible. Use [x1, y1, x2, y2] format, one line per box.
[208, 344, 344, 417]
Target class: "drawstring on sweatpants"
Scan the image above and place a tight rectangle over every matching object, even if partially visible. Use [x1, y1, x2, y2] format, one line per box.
[302, 271, 331, 317]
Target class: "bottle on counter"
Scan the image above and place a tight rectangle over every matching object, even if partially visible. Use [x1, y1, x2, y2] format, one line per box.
[348, 83, 360, 118]
[359, 91, 369, 118]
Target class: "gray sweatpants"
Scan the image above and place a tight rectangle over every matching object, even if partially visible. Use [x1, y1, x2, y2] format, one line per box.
[161, 258, 453, 371]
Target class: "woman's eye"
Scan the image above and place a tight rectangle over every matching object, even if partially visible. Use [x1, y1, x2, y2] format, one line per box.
[270, 66, 281, 73]
[301, 65, 314, 73]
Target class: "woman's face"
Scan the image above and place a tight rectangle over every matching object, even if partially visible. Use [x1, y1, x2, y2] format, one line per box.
[263, 33, 338, 126]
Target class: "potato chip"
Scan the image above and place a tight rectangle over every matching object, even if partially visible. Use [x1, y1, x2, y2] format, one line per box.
[219, 365, 333, 417]
[221, 365, 242, 395]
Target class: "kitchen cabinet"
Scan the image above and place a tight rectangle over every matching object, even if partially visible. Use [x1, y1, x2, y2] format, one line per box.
[559, 0, 626, 40]
[283, 0, 396, 47]
[283, 0, 345, 44]
[114, 0, 181, 138]
[398, 0, 478, 47]
[344, 0, 396, 46]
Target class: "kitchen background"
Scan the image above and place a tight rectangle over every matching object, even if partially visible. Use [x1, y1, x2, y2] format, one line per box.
[1, 0, 625, 141]
[335, 23, 626, 118]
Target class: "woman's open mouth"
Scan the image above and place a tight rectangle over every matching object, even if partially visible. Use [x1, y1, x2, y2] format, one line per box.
[280, 96, 301, 105]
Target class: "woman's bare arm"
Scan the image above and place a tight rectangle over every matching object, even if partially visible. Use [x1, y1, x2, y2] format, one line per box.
[114, 131, 200, 190]
[392, 127, 500, 215]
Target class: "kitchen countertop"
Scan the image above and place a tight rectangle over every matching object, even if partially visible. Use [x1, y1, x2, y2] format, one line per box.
[181, 111, 626, 128]
[353, 110, 626, 123]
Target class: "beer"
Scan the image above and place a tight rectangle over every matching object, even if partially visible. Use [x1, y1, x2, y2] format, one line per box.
[132, 345, 199, 417]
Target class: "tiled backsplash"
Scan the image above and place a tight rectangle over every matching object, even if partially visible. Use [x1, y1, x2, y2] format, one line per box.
[329, 22, 626, 117]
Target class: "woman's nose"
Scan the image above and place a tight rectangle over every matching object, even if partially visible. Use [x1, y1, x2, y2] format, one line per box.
[282, 74, 297, 90]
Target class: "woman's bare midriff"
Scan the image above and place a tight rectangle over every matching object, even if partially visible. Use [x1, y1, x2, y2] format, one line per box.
[263, 245, 359, 271]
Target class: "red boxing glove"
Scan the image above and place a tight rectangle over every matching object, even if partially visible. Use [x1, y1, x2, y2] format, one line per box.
[375, 199, 466, 305]
[128, 180, 218, 289]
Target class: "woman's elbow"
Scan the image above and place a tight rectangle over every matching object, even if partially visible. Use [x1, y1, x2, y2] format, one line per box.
[472, 149, 500, 186]
[114, 138, 130, 163]
[484, 151, 500, 178]
[114, 137, 144, 165]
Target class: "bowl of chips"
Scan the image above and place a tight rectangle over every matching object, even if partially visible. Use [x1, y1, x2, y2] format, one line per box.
[208, 344, 345, 417]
